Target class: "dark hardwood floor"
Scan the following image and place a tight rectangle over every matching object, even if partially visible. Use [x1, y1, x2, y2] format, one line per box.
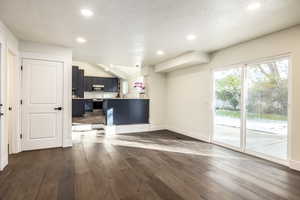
[1, 130, 300, 200]
[72, 109, 106, 125]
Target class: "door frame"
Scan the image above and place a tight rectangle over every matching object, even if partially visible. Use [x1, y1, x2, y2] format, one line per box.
[6, 48, 21, 155]
[211, 54, 292, 166]
[21, 52, 72, 150]
[0, 28, 6, 170]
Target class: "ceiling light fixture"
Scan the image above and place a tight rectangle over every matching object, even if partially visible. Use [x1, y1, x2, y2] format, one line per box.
[80, 9, 94, 17]
[186, 34, 197, 41]
[76, 37, 87, 43]
[157, 50, 165, 55]
[247, 2, 261, 10]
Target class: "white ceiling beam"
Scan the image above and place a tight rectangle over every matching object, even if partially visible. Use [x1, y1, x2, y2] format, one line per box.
[97, 64, 129, 80]
[154, 51, 210, 73]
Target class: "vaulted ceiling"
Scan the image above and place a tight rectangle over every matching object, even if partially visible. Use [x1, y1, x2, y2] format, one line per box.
[0, 0, 300, 68]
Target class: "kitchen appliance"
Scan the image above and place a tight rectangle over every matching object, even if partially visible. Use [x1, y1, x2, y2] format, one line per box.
[93, 99, 103, 110]
[92, 84, 104, 91]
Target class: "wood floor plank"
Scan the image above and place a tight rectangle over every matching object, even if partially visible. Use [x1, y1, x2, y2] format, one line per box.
[1, 130, 300, 200]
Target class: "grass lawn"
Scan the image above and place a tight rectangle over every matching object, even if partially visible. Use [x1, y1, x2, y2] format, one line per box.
[216, 109, 287, 121]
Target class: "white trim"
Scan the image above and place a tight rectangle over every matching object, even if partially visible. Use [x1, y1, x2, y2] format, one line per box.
[6, 48, 21, 154]
[0, 25, 8, 170]
[245, 149, 288, 166]
[106, 124, 150, 135]
[287, 56, 293, 163]
[289, 160, 300, 171]
[213, 141, 241, 152]
[20, 52, 72, 150]
[166, 126, 210, 142]
[150, 124, 165, 131]
[104, 123, 165, 136]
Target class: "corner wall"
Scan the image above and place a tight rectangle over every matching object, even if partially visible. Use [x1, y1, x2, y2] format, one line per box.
[145, 66, 166, 130]
[165, 25, 300, 169]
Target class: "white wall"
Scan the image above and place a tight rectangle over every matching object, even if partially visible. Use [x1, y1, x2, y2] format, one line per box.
[20, 41, 73, 148]
[166, 66, 211, 141]
[72, 61, 114, 77]
[165, 25, 300, 169]
[0, 21, 19, 170]
[145, 66, 166, 130]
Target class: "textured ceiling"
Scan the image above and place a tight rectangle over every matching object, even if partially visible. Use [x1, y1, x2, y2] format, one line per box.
[0, 0, 300, 67]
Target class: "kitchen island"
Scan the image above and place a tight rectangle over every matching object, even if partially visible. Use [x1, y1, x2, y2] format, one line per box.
[103, 99, 149, 125]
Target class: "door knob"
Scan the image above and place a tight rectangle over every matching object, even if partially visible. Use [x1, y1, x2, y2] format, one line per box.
[54, 107, 63, 111]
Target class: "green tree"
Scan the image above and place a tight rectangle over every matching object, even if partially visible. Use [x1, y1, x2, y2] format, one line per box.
[216, 74, 241, 110]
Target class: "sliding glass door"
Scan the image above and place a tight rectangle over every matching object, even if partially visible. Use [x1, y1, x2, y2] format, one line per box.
[213, 67, 242, 149]
[245, 59, 289, 160]
[213, 57, 289, 162]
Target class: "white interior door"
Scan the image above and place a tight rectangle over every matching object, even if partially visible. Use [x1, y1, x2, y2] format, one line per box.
[22, 59, 63, 151]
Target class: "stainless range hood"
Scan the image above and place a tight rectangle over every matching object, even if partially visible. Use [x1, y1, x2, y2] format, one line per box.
[92, 84, 105, 91]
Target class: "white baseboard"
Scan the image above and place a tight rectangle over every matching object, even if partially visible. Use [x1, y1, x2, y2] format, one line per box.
[0, 158, 8, 171]
[166, 126, 210, 142]
[150, 124, 165, 131]
[290, 160, 300, 171]
[105, 123, 165, 135]
[63, 139, 73, 148]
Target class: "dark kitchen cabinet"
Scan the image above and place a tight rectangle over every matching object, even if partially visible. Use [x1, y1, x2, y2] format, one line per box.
[72, 66, 84, 97]
[103, 99, 149, 125]
[72, 99, 85, 117]
[84, 99, 93, 112]
[104, 78, 118, 92]
[72, 66, 79, 90]
[84, 76, 94, 91]
[77, 70, 84, 98]
[84, 76, 119, 92]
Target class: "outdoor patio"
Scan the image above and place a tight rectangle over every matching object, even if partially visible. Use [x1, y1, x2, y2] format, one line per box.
[214, 116, 288, 160]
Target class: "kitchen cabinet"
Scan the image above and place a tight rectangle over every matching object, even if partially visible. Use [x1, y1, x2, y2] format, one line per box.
[72, 99, 85, 117]
[103, 99, 149, 125]
[104, 78, 118, 92]
[72, 66, 79, 90]
[72, 66, 84, 97]
[77, 69, 84, 97]
[84, 99, 93, 112]
[84, 76, 94, 91]
[84, 76, 119, 92]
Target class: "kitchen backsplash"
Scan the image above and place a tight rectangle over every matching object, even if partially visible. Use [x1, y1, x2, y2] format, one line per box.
[84, 92, 118, 99]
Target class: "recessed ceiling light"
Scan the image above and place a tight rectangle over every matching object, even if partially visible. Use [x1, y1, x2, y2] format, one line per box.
[186, 34, 197, 41]
[247, 2, 261, 10]
[157, 50, 165, 55]
[80, 9, 94, 17]
[76, 37, 87, 43]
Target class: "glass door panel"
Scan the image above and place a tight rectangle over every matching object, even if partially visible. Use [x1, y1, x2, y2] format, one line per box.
[245, 59, 289, 160]
[214, 68, 242, 148]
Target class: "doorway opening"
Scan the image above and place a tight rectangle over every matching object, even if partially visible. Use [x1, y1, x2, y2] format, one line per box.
[213, 56, 290, 164]
[71, 66, 111, 138]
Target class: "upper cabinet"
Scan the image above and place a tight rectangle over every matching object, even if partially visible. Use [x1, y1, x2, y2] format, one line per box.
[72, 66, 84, 98]
[72, 66, 79, 90]
[84, 76, 119, 92]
